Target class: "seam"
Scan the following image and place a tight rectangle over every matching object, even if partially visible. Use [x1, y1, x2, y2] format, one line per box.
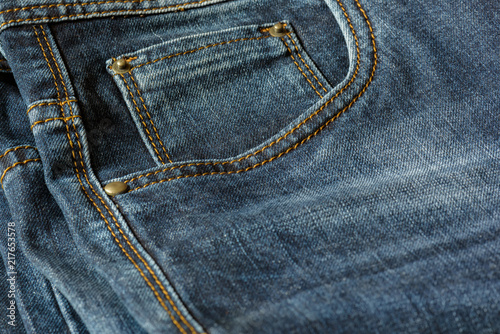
[287, 35, 329, 94]
[42, 25, 195, 334]
[33, 26, 61, 101]
[128, 34, 271, 72]
[44, 25, 194, 334]
[124, 0, 362, 185]
[26, 99, 77, 114]
[125, 0, 373, 190]
[130, 73, 173, 163]
[40, 27, 72, 104]
[281, 35, 323, 98]
[30, 115, 81, 129]
[38, 25, 199, 334]
[0, 146, 37, 160]
[0, 158, 41, 186]
[0, 0, 214, 29]
[120, 73, 167, 164]
[0, 0, 210, 15]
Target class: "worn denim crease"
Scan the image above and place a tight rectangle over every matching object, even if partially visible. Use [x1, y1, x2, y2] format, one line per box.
[33, 24, 203, 334]
[1, 0, 499, 333]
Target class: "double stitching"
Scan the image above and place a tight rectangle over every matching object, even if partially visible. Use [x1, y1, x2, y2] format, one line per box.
[30, 115, 81, 130]
[34, 25, 202, 334]
[1, 158, 41, 186]
[124, 0, 370, 188]
[130, 74, 173, 163]
[126, 34, 272, 72]
[0, 0, 215, 30]
[119, 72, 173, 163]
[114, 25, 329, 162]
[281, 35, 324, 99]
[27, 99, 77, 114]
[0, 0, 206, 16]
[287, 34, 329, 94]
[123, 0, 376, 191]
[0, 0, 154, 15]
[112, 34, 272, 164]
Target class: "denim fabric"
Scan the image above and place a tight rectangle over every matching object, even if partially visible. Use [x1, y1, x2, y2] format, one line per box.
[0, 0, 499, 333]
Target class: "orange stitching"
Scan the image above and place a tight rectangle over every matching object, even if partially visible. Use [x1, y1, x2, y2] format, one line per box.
[120, 74, 167, 164]
[125, 0, 373, 189]
[33, 26, 61, 101]
[86, 127, 196, 330]
[40, 25, 198, 334]
[26, 99, 77, 114]
[281, 36, 323, 98]
[130, 74, 173, 163]
[124, 0, 362, 185]
[130, 34, 271, 71]
[0, 146, 37, 160]
[30, 115, 81, 130]
[0, 0, 215, 29]
[48, 28, 194, 334]
[40, 27, 73, 105]
[34, 25, 80, 178]
[48, 43, 190, 334]
[0, 0, 211, 16]
[37, 25, 188, 334]
[0, 158, 41, 186]
[355, 0, 378, 59]
[287, 35, 329, 94]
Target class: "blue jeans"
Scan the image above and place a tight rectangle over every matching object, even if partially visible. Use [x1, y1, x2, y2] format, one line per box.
[0, 0, 499, 333]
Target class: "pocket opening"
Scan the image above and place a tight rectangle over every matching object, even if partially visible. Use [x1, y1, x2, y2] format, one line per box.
[108, 21, 334, 164]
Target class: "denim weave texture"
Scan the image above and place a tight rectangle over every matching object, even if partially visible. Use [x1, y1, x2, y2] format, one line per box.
[0, 0, 499, 333]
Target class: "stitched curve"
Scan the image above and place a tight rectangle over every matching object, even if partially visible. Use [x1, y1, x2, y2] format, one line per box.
[36, 25, 201, 334]
[47, 28, 200, 334]
[122, 0, 364, 186]
[0, 158, 41, 186]
[0, 146, 37, 160]
[124, 0, 375, 190]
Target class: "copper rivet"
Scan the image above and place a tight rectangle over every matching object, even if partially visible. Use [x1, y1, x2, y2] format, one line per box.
[112, 58, 131, 74]
[104, 181, 129, 196]
[269, 23, 287, 37]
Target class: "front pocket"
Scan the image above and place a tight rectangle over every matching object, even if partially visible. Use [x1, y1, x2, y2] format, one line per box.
[107, 21, 333, 164]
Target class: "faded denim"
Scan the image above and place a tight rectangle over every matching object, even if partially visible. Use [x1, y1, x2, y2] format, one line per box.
[0, 0, 499, 333]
